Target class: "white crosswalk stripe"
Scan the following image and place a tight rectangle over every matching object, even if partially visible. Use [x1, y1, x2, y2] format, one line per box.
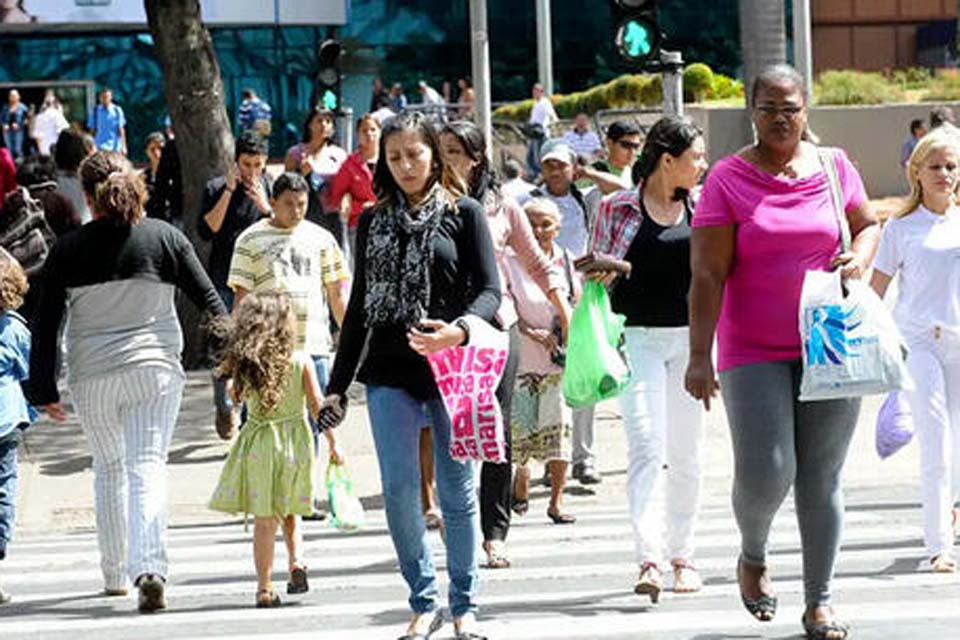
[1, 486, 958, 639]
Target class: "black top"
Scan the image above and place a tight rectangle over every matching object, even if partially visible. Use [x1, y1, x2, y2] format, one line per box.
[327, 196, 501, 401]
[197, 174, 271, 287]
[610, 198, 692, 328]
[28, 218, 226, 405]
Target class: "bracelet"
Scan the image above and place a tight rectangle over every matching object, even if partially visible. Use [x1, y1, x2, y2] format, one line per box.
[225, 187, 235, 194]
[453, 318, 471, 346]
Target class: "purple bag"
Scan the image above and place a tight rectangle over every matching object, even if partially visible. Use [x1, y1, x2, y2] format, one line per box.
[875, 391, 914, 459]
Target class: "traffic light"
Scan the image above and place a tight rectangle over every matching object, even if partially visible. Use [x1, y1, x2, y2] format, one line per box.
[314, 39, 343, 112]
[612, 0, 661, 67]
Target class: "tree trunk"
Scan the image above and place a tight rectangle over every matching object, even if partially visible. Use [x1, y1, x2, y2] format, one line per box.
[738, 0, 787, 106]
[145, 0, 233, 368]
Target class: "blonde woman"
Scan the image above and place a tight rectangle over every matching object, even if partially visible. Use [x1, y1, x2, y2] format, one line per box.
[870, 127, 960, 573]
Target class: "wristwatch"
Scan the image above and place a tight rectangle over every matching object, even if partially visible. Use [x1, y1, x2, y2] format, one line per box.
[453, 318, 471, 346]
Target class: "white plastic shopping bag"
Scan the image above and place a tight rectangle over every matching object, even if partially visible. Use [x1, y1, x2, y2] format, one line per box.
[426, 316, 509, 463]
[798, 270, 910, 401]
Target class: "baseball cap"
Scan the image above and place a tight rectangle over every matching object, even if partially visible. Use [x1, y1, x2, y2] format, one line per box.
[539, 138, 575, 164]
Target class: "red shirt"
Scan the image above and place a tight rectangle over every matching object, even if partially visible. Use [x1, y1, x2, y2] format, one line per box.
[0, 148, 16, 199]
[328, 151, 376, 228]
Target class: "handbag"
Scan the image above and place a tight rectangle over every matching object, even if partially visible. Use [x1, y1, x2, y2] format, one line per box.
[797, 150, 910, 401]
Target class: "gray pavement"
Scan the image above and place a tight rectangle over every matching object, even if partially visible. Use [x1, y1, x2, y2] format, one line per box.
[3, 373, 959, 638]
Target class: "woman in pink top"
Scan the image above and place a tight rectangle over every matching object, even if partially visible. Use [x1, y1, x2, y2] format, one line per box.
[328, 114, 380, 264]
[685, 65, 879, 640]
[440, 120, 571, 569]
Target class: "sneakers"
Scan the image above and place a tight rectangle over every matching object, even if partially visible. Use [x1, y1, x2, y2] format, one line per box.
[0, 583, 10, 605]
[215, 407, 238, 440]
[136, 574, 167, 613]
[572, 462, 602, 485]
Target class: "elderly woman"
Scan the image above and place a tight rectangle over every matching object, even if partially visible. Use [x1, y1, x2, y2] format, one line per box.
[685, 65, 879, 640]
[28, 152, 226, 613]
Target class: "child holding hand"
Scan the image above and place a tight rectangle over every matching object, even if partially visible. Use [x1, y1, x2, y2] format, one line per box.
[209, 291, 340, 607]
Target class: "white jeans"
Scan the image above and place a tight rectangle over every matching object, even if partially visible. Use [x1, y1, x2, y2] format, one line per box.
[618, 326, 704, 567]
[904, 328, 960, 558]
[70, 365, 184, 589]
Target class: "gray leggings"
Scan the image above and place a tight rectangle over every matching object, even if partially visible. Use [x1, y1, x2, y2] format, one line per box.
[720, 359, 860, 607]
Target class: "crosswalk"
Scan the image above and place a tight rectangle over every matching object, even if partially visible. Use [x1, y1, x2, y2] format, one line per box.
[1, 482, 959, 639]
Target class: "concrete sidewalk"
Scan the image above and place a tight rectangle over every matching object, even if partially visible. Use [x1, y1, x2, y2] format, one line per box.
[16, 370, 920, 537]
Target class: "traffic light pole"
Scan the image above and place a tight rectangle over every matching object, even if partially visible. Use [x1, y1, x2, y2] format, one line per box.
[469, 0, 493, 162]
[535, 0, 554, 95]
[792, 0, 813, 105]
[660, 50, 684, 118]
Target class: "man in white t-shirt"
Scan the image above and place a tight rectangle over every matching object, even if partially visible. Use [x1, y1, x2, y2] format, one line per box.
[526, 83, 558, 179]
[33, 91, 70, 157]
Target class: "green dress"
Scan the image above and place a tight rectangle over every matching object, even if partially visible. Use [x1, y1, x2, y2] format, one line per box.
[209, 354, 315, 518]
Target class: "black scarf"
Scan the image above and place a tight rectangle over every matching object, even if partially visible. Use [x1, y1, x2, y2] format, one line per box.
[364, 185, 447, 328]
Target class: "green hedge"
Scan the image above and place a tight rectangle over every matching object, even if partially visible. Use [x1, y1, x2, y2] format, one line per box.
[923, 69, 960, 101]
[815, 70, 905, 105]
[493, 63, 743, 121]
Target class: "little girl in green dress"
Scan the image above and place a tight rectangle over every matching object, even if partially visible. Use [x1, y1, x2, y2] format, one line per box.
[209, 291, 340, 607]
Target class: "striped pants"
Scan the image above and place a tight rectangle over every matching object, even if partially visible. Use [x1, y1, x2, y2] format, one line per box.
[70, 365, 185, 590]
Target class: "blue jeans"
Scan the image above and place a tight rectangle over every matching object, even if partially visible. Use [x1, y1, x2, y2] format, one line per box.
[366, 385, 480, 618]
[310, 355, 330, 456]
[212, 285, 235, 414]
[0, 429, 20, 559]
[3, 128, 24, 160]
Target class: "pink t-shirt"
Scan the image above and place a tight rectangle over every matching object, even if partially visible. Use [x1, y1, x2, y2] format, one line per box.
[693, 148, 866, 371]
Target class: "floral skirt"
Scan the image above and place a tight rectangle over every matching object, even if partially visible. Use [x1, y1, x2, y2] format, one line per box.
[209, 414, 315, 519]
[511, 372, 573, 465]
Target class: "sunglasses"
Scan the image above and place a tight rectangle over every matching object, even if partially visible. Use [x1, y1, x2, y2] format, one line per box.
[616, 140, 641, 151]
[755, 104, 804, 118]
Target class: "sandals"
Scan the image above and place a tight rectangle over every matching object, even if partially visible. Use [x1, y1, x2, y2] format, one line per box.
[737, 557, 777, 621]
[546, 509, 576, 524]
[671, 559, 702, 593]
[802, 612, 850, 639]
[453, 613, 487, 639]
[256, 586, 281, 608]
[483, 540, 511, 569]
[511, 497, 529, 516]
[633, 562, 663, 604]
[287, 565, 309, 594]
[398, 610, 443, 639]
[424, 510, 443, 531]
[931, 553, 957, 573]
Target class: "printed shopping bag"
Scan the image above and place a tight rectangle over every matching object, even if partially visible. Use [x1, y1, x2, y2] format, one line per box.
[326, 461, 365, 531]
[798, 270, 910, 401]
[875, 391, 914, 459]
[426, 316, 510, 464]
[562, 280, 631, 407]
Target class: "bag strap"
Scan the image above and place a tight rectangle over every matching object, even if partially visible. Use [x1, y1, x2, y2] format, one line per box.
[818, 148, 852, 253]
[560, 248, 576, 305]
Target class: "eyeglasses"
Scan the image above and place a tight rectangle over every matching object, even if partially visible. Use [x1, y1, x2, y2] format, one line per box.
[755, 104, 804, 118]
[616, 140, 641, 151]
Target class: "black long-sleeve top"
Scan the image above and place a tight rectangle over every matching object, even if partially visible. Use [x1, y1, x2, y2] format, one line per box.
[327, 196, 501, 401]
[28, 217, 226, 406]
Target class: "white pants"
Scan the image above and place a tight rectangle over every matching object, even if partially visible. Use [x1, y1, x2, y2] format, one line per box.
[70, 365, 184, 589]
[905, 329, 960, 558]
[571, 406, 595, 467]
[617, 326, 704, 567]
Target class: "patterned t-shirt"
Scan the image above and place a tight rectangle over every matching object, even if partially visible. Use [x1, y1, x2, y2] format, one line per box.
[228, 219, 349, 355]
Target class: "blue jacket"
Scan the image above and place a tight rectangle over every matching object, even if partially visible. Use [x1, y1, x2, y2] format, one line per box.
[0, 311, 36, 438]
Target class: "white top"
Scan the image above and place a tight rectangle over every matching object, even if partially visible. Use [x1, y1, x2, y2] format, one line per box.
[34, 107, 70, 156]
[873, 204, 960, 341]
[421, 86, 444, 106]
[501, 177, 536, 201]
[529, 96, 558, 128]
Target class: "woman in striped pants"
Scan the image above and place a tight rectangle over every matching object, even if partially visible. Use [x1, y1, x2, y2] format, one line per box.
[28, 151, 226, 613]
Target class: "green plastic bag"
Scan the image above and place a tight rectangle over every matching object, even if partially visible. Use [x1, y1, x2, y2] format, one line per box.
[562, 280, 631, 407]
[326, 461, 365, 531]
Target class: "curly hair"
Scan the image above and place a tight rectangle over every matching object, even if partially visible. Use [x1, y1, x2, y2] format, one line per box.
[94, 172, 147, 225]
[0, 248, 28, 313]
[214, 291, 296, 415]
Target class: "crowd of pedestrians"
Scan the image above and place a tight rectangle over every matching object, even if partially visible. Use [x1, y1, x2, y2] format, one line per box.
[0, 62, 959, 640]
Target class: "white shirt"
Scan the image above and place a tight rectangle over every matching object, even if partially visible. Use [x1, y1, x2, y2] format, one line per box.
[421, 86, 444, 106]
[529, 96, 558, 128]
[501, 177, 536, 201]
[34, 107, 70, 156]
[873, 204, 960, 341]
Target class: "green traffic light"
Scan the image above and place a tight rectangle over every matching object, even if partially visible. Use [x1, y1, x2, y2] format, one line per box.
[623, 19, 652, 57]
[322, 89, 338, 110]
